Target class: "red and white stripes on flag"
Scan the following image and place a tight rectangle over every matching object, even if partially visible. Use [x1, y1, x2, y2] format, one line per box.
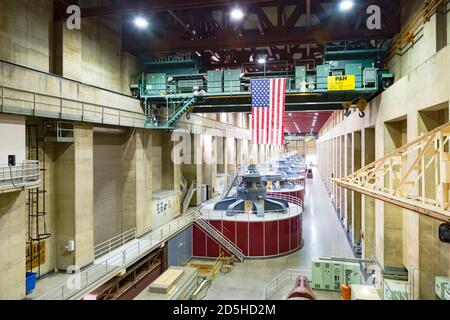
[251, 78, 287, 145]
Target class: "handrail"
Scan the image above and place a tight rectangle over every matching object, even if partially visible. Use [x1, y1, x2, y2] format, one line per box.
[0, 160, 40, 191]
[36, 210, 198, 300]
[263, 269, 311, 300]
[387, 0, 446, 60]
[211, 252, 225, 277]
[0, 84, 145, 128]
[93, 228, 137, 260]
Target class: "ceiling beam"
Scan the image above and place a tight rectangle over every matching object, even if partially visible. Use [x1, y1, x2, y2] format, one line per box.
[127, 23, 399, 54]
[76, 0, 274, 18]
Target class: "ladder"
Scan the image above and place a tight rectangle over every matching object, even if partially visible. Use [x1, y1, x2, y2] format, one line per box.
[194, 212, 245, 262]
[182, 180, 197, 213]
[26, 125, 51, 278]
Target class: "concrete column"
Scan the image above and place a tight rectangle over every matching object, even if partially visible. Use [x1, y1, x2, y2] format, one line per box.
[122, 129, 152, 237]
[181, 133, 202, 206]
[202, 135, 217, 198]
[0, 192, 26, 299]
[225, 137, 236, 175]
[54, 123, 94, 270]
[53, 21, 82, 81]
[362, 128, 376, 258]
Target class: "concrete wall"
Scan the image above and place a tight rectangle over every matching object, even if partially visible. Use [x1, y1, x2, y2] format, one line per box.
[0, 191, 26, 299]
[0, 114, 25, 164]
[317, 41, 450, 299]
[0, 1, 137, 95]
[54, 123, 94, 270]
[388, 1, 448, 81]
[93, 134, 123, 245]
[0, 0, 53, 72]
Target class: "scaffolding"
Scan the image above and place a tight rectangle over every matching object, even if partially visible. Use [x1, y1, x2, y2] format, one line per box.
[333, 122, 450, 223]
[26, 124, 51, 278]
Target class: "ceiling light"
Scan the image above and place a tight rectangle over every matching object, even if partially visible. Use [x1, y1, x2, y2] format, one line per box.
[257, 58, 266, 64]
[315, 113, 318, 115]
[134, 17, 149, 28]
[339, 0, 354, 11]
[289, 113, 293, 116]
[230, 8, 244, 21]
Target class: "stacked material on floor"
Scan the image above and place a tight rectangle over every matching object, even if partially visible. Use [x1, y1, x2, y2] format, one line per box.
[139, 267, 198, 300]
[149, 268, 185, 294]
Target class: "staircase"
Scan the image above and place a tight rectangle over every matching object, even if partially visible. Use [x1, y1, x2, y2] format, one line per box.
[194, 212, 245, 262]
[163, 96, 196, 128]
[182, 180, 197, 213]
[144, 96, 197, 129]
[180, 175, 188, 199]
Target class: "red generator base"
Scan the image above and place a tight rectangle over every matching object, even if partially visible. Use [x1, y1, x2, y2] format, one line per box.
[193, 211, 303, 259]
[268, 186, 305, 203]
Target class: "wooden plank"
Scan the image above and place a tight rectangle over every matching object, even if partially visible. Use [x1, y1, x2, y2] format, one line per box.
[148, 268, 184, 294]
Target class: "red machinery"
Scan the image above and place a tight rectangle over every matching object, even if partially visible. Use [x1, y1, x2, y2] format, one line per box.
[286, 275, 317, 300]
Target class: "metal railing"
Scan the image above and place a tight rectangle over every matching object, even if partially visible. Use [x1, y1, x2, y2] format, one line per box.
[194, 212, 245, 262]
[0, 160, 40, 191]
[93, 228, 137, 260]
[36, 211, 197, 300]
[200, 193, 303, 217]
[263, 269, 311, 300]
[182, 180, 197, 213]
[0, 84, 145, 128]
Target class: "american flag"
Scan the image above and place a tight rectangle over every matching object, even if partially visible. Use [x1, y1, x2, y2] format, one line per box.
[251, 78, 287, 145]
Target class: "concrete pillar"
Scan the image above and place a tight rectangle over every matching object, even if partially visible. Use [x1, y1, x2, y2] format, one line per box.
[202, 135, 217, 198]
[54, 123, 94, 270]
[53, 20, 82, 81]
[181, 133, 202, 206]
[352, 131, 362, 245]
[362, 128, 376, 258]
[0, 191, 26, 299]
[122, 129, 152, 237]
[225, 137, 236, 175]
[217, 137, 225, 174]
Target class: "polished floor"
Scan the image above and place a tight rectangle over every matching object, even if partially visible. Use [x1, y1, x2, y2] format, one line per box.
[203, 168, 354, 300]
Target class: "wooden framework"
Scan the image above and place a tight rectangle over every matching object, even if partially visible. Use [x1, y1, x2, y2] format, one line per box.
[333, 122, 450, 222]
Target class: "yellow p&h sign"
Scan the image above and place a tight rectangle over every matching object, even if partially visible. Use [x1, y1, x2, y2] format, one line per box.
[328, 75, 356, 91]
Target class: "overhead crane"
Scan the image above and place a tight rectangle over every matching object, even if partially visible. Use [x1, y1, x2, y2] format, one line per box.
[130, 45, 394, 129]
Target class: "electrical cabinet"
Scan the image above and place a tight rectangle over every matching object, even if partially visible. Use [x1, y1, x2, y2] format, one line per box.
[207, 70, 223, 93]
[384, 279, 409, 300]
[295, 66, 307, 90]
[224, 69, 241, 93]
[146, 73, 167, 95]
[311, 259, 362, 292]
[435, 276, 450, 299]
[342, 263, 362, 286]
[311, 259, 324, 290]
[316, 65, 330, 90]
[322, 262, 333, 290]
[331, 263, 342, 291]
[363, 68, 377, 87]
[444, 286, 450, 300]
[344, 64, 362, 88]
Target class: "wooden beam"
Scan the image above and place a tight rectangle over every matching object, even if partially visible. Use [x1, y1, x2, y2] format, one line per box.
[333, 179, 450, 223]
